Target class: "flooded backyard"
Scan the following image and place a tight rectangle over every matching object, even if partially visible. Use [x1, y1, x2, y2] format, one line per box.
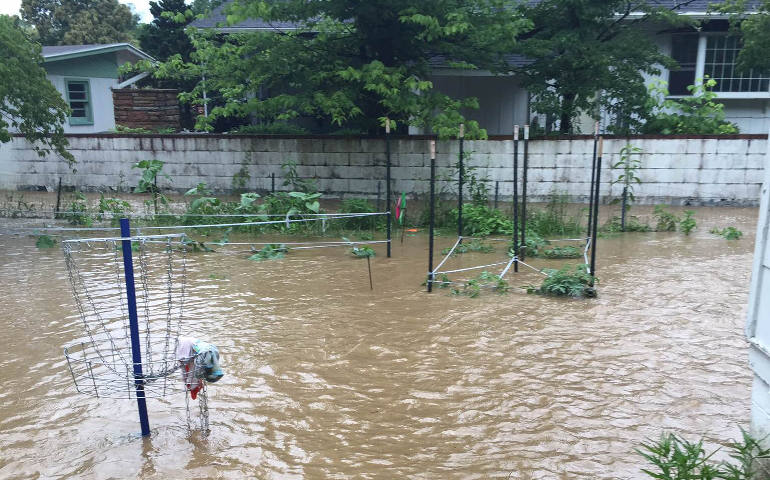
[0, 206, 760, 479]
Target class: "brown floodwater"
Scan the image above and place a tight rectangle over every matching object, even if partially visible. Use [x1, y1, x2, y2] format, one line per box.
[0, 206, 760, 479]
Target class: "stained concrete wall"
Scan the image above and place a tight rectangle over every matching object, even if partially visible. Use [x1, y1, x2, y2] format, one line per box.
[0, 134, 766, 206]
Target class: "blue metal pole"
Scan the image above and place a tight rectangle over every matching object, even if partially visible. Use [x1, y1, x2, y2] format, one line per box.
[119, 218, 150, 437]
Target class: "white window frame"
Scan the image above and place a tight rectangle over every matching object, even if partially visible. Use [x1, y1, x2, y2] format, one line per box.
[668, 33, 770, 99]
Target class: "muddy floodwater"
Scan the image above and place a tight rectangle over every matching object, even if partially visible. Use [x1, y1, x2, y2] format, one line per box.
[0, 207, 760, 479]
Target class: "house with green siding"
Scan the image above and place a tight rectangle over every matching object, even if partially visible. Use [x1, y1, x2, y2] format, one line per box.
[41, 44, 154, 133]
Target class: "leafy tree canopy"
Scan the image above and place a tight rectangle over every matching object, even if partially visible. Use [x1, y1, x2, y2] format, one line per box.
[716, 0, 770, 72]
[144, 0, 531, 137]
[0, 15, 73, 163]
[513, 0, 695, 134]
[21, 0, 138, 45]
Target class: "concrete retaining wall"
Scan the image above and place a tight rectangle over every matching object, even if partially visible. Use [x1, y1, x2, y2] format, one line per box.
[0, 134, 766, 205]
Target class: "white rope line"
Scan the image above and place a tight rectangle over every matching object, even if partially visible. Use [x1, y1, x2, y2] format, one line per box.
[434, 261, 511, 276]
[545, 237, 589, 243]
[62, 233, 187, 243]
[144, 239, 389, 247]
[2, 210, 389, 218]
[432, 237, 462, 274]
[584, 237, 592, 273]
[518, 259, 549, 276]
[134, 213, 383, 230]
[6, 212, 384, 232]
[498, 256, 517, 279]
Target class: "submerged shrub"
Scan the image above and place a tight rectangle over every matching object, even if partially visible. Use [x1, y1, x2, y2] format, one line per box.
[527, 264, 597, 298]
[710, 226, 743, 240]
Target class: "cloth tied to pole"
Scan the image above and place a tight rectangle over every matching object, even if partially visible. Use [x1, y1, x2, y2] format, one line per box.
[177, 336, 224, 400]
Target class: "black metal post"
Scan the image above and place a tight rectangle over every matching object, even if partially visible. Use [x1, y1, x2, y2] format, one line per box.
[521, 125, 529, 260]
[271, 172, 275, 193]
[621, 186, 628, 231]
[589, 137, 603, 285]
[427, 140, 436, 293]
[586, 122, 599, 247]
[458, 124, 464, 239]
[494, 181, 499, 209]
[377, 181, 382, 212]
[119, 219, 151, 437]
[386, 119, 392, 258]
[55, 177, 62, 219]
[513, 125, 519, 273]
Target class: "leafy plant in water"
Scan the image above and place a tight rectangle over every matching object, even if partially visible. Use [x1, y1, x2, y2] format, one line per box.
[281, 160, 317, 193]
[603, 215, 651, 233]
[339, 198, 379, 230]
[527, 191, 583, 237]
[637, 429, 770, 480]
[351, 245, 375, 258]
[133, 159, 171, 215]
[441, 238, 494, 256]
[539, 245, 582, 259]
[248, 244, 287, 261]
[610, 144, 643, 231]
[451, 271, 509, 298]
[653, 205, 679, 232]
[65, 192, 93, 227]
[710, 226, 743, 240]
[456, 204, 512, 236]
[527, 264, 597, 298]
[680, 210, 696, 235]
[35, 235, 56, 248]
[96, 195, 132, 224]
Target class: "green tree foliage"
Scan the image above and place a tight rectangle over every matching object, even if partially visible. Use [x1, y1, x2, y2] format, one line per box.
[21, 0, 137, 45]
[642, 79, 739, 134]
[513, 0, 691, 134]
[139, 0, 194, 62]
[717, 0, 770, 72]
[145, 0, 531, 136]
[0, 15, 73, 163]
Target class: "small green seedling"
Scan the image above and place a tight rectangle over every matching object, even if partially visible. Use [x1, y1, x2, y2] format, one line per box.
[451, 271, 510, 298]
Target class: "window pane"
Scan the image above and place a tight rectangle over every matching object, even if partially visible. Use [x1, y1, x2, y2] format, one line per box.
[68, 83, 85, 92]
[70, 101, 86, 109]
[705, 35, 769, 92]
[71, 109, 86, 118]
[69, 91, 85, 100]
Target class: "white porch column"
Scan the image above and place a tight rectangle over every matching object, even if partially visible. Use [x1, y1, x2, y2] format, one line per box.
[747, 130, 770, 437]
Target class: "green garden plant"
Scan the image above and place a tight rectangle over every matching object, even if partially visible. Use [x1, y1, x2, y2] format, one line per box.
[643, 78, 740, 135]
[441, 239, 494, 256]
[527, 264, 597, 298]
[538, 245, 582, 259]
[653, 205, 679, 232]
[96, 195, 132, 225]
[65, 192, 93, 227]
[680, 210, 697, 235]
[637, 429, 770, 480]
[133, 159, 171, 216]
[35, 235, 56, 249]
[281, 160, 317, 193]
[710, 226, 743, 240]
[451, 271, 510, 298]
[611, 144, 643, 231]
[248, 244, 287, 262]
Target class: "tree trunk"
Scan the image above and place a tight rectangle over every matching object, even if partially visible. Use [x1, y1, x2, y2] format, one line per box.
[559, 92, 576, 134]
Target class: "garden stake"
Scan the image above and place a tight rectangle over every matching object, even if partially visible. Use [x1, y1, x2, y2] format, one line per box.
[521, 125, 529, 261]
[427, 140, 436, 293]
[589, 137, 603, 285]
[386, 118, 392, 258]
[587, 122, 598, 248]
[55, 177, 62, 219]
[271, 173, 275, 193]
[494, 181, 499, 210]
[513, 125, 519, 272]
[458, 123, 464, 240]
[367, 256, 373, 290]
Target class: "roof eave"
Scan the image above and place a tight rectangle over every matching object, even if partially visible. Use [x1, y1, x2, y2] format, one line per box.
[43, 44, 156, 63]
